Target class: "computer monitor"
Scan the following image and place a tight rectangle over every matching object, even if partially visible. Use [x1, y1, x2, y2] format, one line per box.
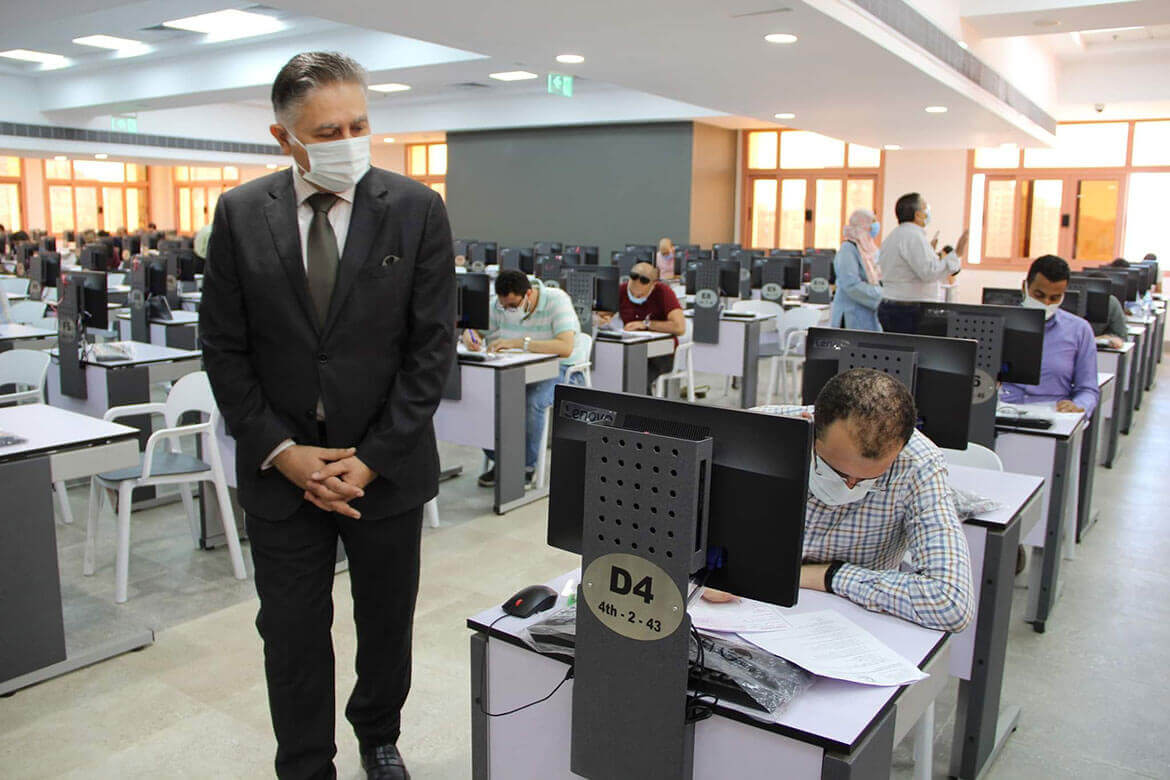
[453, 238, 474, 258]
[612, 252, 638, 279]
[176, 249, 199, 282]
[534, 241, 562, 255]
[548, 385, 812, 607]
[684, 262, 700, 295]
[1094, 267, 1138, 301]
[468, 241, 497, 267]
[758, 257, 801, 300]
[1067, 275, 1111, 326]
[535, 255, 562, 282]
[802, 327, 977, 450]
[158, 238, 183, 253]
[122, 234, 142, 257]
[884, 301, 1046, 384]
[16, 241, 36, 267]
[40, 236, 56, 252]
[27, 252, 59, 300]
[1059, 288, 1085, 318]
[456, 272, 491, 330]
[1078, 271, 1126, 305]
[717, 260, 741, 298]
[560, 251, 582, 266]
[562, 264, 620, 312]
[63, 269, 109, 331]
[981, 288, 1022, 307]
[697, 249, 712, 260]
[145, 258, 169, 297]
[143, 232, 161, 251]
[80, 243, 112, 272]
[499, 247, 521, 271]
[712, 243, 740, 260]
[566, 245, 600, 265]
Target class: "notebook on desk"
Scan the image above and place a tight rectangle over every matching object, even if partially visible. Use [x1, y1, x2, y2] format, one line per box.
[0, 430, 28, 447]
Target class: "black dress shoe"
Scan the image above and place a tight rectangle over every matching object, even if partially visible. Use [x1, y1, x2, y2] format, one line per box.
[361, 744, 410, 780]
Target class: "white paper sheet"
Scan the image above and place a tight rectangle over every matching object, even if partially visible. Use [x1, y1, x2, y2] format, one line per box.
[740, 610, 928, 687]
[687, 596, 792, 634]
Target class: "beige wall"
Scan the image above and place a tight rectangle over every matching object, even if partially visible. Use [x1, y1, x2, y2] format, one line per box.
[148, 166, 174, 231]
[689, 123, 736, 247]
[372, 143, 406, 175]
[880, 149, 968, 250]
[23, 158, 45, 231]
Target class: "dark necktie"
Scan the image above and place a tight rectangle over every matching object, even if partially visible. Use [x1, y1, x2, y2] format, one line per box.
[305, 192, 340, 327]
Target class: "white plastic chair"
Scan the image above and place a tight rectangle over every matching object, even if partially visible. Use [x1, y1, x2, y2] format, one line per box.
[0, 277, 29, 296]
[9, 300, 48, 323]
[84, 371, 247, 603]
[28, 317, 60, 333]
[940, 442, 1004, 471]
[532, 338, 594, 490]
[654, 320, 695, 402]
[769, 307, 822, 405]
[0, 350, 75, 525]
[733, 299, 784, 403]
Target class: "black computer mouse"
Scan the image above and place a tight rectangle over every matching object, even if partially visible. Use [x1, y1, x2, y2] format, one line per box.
[502, 584, 558, 618]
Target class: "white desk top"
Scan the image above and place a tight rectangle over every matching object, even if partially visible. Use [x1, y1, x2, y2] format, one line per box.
[1097, 342, 1135, 355]
[180, 291, 202, 301]
[6, 292, 27, 301]
[469, 569, 946, 750]
[948, 464, 1044, 530]
[1127, 325, 1146, 336]
[115, 310, 199, 326]
[595, 331, 674, 345]
[0, 323, 55, 341]
[455, 348, 559, 369]
[684, 310, 776, 322]
[108, 284, 132, 294]
[0, 403, 137, 462]
[1097, 372, 1115, 388]
[50, 340, 201, 368]
[996, 402, 1084, 438]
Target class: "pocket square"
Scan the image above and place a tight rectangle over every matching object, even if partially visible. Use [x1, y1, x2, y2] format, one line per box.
[381, 255, 400, 267]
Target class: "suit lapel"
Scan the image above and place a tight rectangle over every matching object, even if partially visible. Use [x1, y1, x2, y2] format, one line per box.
[322, 171, 390, 337]
[263, 171, 319, 333]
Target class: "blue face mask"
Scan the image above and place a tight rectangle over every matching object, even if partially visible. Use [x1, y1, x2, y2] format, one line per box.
[869, 221, 881, 238]
[627, 287, 650, 306]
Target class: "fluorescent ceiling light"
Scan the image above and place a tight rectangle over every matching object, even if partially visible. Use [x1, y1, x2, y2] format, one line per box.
[73, 35, 145, 50]
[489, 70, 539, 81]
[774, 112, 795, 119]
[1081, 25, 1143, 35]
[53, 155, 68, 161]
[883, 144, 902, 151]
[94, 153, 109, 160]
[556, 54, 585, 64]
[764, 33, 798, 44]
[162, 9, 283, 43]
[924, 105, 948, 113]
[369, 83, 411, 93]
[0, 49, 69, 68]
[382, 137, 396, 143]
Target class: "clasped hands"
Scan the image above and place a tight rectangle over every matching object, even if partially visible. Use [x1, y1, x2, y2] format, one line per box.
[273, 445, 375, 519]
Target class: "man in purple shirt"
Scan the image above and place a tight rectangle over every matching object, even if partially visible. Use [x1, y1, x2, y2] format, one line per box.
[1000, 255, 1100, 416]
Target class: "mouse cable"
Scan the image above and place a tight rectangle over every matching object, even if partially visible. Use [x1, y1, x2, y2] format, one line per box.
[476, 614, 575, 718]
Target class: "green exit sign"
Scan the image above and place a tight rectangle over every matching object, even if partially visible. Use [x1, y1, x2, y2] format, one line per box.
[548, 72, 574, 98]
[111, 115, 138, 133]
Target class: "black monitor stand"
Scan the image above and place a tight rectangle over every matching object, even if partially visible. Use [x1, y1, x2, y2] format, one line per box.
[57, 279, 87, 400]
[691, 260, 720, 344]
[571, 423, 712, 780]
[564, 269, 596, 335]
[128, 262, 150, 343]
[806, 254, 832, 304]
[946, 311, 1004, 448]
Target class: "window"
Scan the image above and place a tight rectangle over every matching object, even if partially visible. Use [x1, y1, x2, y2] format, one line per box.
[742, 130, 883, 250]
[173, 166, 239, 232]
[0, 156, 23, 231]
[966, 120, 1170, 268]
[407, 142, 447, 198]
[44, 159, 149, 233]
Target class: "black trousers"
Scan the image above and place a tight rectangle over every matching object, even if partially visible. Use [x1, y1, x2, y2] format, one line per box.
[647, 353, 675, 394]
[876, 300, 923, 334]
[246, 501, 424, 780]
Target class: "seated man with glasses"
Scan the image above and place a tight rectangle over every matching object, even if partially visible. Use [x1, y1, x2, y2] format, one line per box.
[598, 261, 686, 393]
[704, 368, 974, 632]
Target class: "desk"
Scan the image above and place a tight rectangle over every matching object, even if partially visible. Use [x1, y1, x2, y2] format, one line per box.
[1076, 373, 1113, 542]
[47, 342, 203, 507]
[1127, 313, 1158, 392]
[434, 352, 559, 514]
[1125, 324, 1147, 412]
[591, 332, 674, 394]
[1095, 344, 1132, 466]
[947, 465, 1044, 779]
[684, 311, 775, 408]
[6, 291, 28, 303]
[106, 284, 132, 306]
[994, 404, 1085, 633]
[468, 571, 949, 779]
[0, 323, 55, 352]
[116, 310, 200, 350]
[0, 404, 151, 695]
[180, 291, 202, 312]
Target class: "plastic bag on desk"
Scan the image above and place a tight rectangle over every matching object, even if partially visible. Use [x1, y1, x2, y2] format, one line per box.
[523, 604, 813, 715]
[949, 485, 1002, 520]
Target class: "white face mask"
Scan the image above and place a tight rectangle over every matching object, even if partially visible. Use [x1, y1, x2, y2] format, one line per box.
[1021, 290, 1061, 320]
[500, 293, 532, 324]
[808, 453, 877, 506]
[284, 127, 370, 192]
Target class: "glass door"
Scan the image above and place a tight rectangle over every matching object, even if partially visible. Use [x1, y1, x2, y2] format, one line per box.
[1071, 177, 1122, 262]
[74, 187, 99, 234]
[778, 178, 808, 250]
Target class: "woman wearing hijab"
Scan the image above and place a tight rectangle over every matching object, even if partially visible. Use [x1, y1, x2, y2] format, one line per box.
[829, 209, 884, 331]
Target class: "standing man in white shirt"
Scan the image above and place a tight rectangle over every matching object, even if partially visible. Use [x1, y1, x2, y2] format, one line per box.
[877, 192, 969, 332]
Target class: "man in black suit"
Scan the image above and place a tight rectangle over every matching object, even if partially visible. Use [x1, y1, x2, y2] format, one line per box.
[200, 52, 454, 780]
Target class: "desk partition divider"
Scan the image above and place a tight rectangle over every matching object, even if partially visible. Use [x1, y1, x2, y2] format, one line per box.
[692, 260, 720, 344]
[56, 278, 86, 400]
[946, 312, 1003, 449]
[571, 424, 712, 780]
[129, 262, 149, 343]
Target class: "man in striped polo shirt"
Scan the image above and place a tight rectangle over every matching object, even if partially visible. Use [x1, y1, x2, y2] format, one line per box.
[461, 269, 589, 486]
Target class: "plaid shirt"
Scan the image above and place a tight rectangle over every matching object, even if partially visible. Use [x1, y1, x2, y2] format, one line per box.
[753, 404, 974, 632]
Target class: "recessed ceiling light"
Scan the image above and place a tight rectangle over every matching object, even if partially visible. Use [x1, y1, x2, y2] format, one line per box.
[162, 9, 283, 43]
[556, 54, 585, 64]
[883, 144, 902, 151]
[957, 41, 969, 50]
[489, 70, 539, 81]
[764, 33, 798, 44]
[1081, 25, 1144, 35]
[369, 83, 411, 93]
[0, 49, 69, 68]
[53, 155, 68, 162]
[382, 137, 396, 143]
[774, 112, 796, 120]
[924, 105, 948, 114]
[73, 35, 146, 51]
[94, 153, 109, 160]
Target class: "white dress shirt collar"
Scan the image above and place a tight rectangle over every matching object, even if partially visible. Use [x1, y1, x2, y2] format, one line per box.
[291, 163, 356, 207]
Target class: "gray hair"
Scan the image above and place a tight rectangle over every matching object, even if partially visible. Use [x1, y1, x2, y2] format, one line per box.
[271, 51, 367, 124]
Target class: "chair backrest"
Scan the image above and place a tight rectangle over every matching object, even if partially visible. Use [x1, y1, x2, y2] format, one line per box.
[29, 317, 60, 333]
[107, 272, 126, 287]
[164, 371, 218, 428]
[10, 300, 48, 323]
[0, 349, 51, 391]
[0, 277, 30, 296]
[940, 442, 1003, 471]
[571, 332, 593, 367]
[779, 307, 823, 350]
[731, 299, 783, 318]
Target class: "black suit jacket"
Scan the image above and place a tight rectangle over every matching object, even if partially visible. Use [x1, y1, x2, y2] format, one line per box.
[200, 167, 455, 521]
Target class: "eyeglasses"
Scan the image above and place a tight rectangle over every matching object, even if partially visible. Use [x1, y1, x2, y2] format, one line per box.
[629, 273, 654, 285]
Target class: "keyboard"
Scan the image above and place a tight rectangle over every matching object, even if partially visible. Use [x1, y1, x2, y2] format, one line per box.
[91, 343, 134, 363]
[995, 415, 1053, 430]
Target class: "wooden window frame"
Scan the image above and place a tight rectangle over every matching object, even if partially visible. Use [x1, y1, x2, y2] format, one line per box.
[173, 166, 240, 233]
[964, 119, 1170, 271]
[740, 130, 885, 251]
[0, 157, 29, 233]
[406, 142, 447, 193]
[42, 160, 150, 235]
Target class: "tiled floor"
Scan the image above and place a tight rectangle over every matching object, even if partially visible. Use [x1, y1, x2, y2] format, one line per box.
[2, 362, 1168, 778]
